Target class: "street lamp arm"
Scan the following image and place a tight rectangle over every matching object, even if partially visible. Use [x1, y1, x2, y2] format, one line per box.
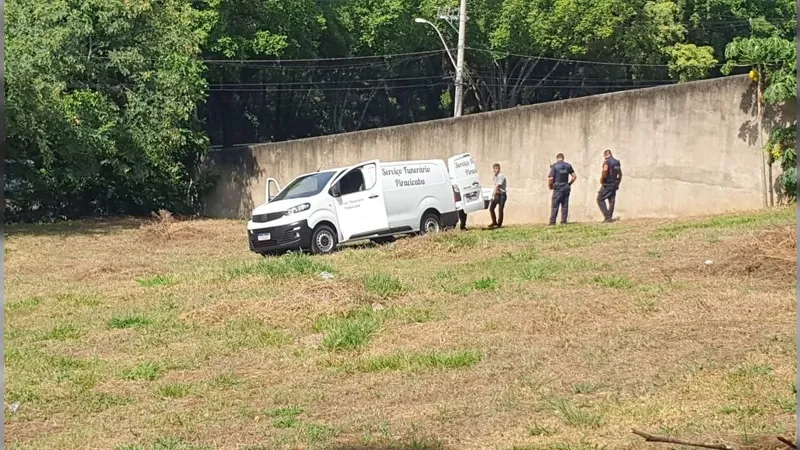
[414, 18, 457, 70]
[415, 10, 466, 119]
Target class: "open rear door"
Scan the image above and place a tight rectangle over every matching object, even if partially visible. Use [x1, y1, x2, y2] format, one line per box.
[330, 160, 390, 241]
[447, 153, 484, 214]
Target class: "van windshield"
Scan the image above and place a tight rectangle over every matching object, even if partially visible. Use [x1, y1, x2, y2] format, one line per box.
[271, 171, 337, 202]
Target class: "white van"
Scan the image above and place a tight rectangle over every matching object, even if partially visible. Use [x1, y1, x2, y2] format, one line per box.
[247, 154, 484, 255]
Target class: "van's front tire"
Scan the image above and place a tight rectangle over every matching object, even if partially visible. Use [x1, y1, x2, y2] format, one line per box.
[311, 225, 338, 255]
[420, 212, 442, 235]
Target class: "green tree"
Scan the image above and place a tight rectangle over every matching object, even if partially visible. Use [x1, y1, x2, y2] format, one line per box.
[722, 36, 797, 201]
[664, 43, 718, 81]
[5, 0, 210, 222]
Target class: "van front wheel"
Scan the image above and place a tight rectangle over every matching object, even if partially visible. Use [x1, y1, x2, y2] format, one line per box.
[420, 212, 442, 235]
[311, 225, 338, 254]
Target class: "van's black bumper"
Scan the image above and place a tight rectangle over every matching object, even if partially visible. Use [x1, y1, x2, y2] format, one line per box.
[248, 220, 313, 254]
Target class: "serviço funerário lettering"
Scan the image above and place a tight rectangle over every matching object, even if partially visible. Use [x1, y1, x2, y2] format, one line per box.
[454, 160, 478, 176]
[394, 178, 426, 187]
[381, 165, 432, 177]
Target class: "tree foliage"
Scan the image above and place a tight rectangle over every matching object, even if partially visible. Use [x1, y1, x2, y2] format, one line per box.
[5, 0, 211, 222]
[766, 127, 797, 199]
[664, 43, 718, 82]
[722, 34, 797, 200]
[5, 0, 797, 221]
[199, 0, 796, 144]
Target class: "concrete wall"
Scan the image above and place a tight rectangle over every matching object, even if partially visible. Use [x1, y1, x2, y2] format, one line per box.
[204, 75, 795, 225]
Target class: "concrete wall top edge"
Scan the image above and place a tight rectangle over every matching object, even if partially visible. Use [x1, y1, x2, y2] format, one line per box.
[210, 75, 752, 154]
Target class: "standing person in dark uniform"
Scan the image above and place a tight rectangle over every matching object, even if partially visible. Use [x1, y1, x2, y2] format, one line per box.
[488, 163, 507, 229]
[548, 153, 577, 225]
[597, 149, 622, 223]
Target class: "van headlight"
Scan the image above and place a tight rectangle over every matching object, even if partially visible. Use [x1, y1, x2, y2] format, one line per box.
[285, 203, 311, 215]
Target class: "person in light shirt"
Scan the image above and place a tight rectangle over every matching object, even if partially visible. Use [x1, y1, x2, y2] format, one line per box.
[488, 163, 507, 229]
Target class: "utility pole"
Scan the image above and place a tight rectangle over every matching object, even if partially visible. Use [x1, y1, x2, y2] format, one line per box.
[417, 3, 467, 118]
[453, 0, 467, 118]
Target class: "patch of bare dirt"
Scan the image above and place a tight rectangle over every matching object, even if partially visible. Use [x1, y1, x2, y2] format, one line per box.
[712, 225, 797, 282]
[4, 419, 64, 445]
[139, 209, 205, 242]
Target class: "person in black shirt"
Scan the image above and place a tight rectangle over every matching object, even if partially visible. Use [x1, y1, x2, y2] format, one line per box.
[548, 153, 577, 225]
[597, 149, 622, 223]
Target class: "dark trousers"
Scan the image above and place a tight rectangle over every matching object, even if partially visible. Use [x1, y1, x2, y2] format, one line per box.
[597, 186, 617, 220]
[458, 210, 467, 230]
[489, 193, 507, 227]
[550, 186, 570, 224]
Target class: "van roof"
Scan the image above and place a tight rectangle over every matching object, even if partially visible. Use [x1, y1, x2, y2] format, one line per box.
[380, 159, 446, 165]
[297, 167, 346, 177]
[297, 159, 447, 178]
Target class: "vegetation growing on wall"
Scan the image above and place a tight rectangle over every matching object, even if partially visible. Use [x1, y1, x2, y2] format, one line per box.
[722, 34, 797, 201]
[767, 126, 797, 200]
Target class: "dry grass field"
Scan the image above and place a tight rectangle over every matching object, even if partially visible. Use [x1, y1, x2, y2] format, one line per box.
[4, 208, 797, 450]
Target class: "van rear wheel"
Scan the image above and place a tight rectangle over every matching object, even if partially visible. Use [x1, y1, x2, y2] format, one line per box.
[420, 212, 442, 235]
[311, 225, 338, 255]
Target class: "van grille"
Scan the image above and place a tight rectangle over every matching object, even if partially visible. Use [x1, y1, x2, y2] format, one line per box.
[252, 212, 286, 223]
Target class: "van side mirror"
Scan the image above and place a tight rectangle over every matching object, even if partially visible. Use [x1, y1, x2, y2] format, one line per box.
[329, 184, 340, 198]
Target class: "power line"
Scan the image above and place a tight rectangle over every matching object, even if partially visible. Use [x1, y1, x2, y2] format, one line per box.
[209, 73, 681, 87]
[208, 82, 450, 92]
[611, 18, 795, 28]
[93, 50, 449, 72]
[686, 14, 795, 21]
[472, 74, 678, 83]
[91, 23, 795, 71]
[465, 48, 672, 67]
[209, 74, 449, 86]
[204, 54, 445, 71]
[207, 81, 675, 92]
[209, 84, 448, 92]
[201, 49, 446, 64]
[202, 46, 791, 71]
[465, 47, 792, 67]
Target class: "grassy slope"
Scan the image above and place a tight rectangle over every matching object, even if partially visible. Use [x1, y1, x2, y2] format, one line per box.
[3, 208, 797, 450]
